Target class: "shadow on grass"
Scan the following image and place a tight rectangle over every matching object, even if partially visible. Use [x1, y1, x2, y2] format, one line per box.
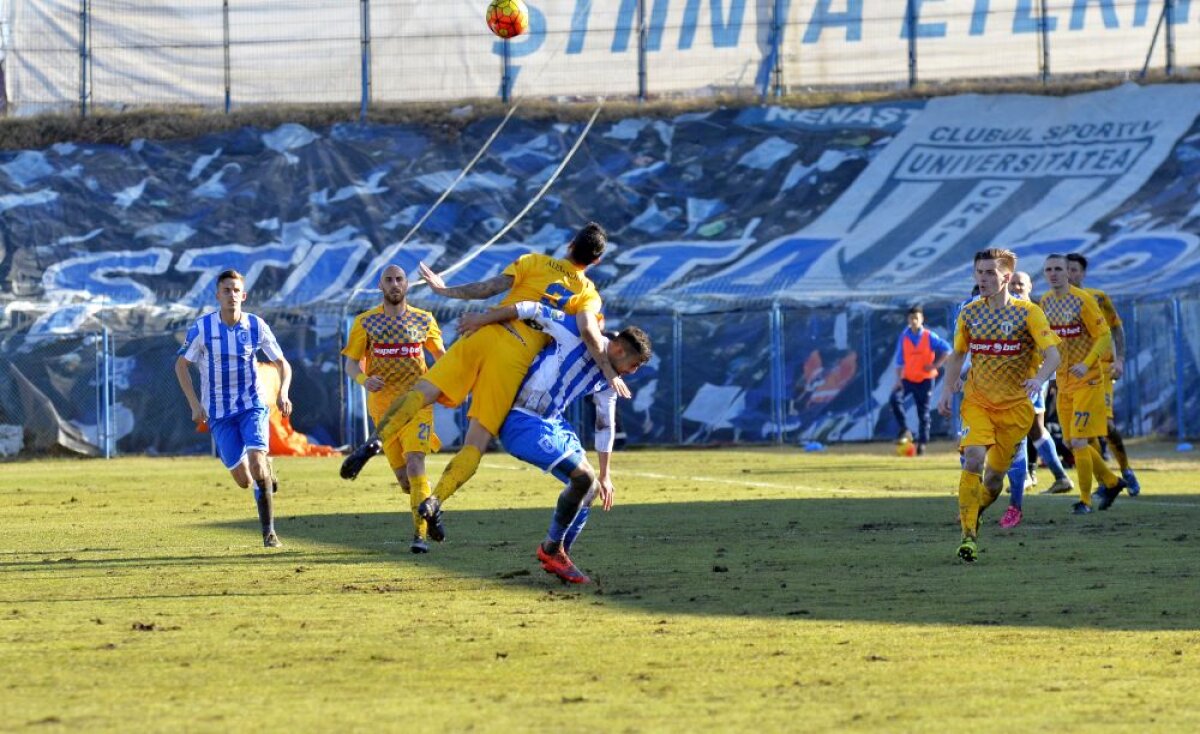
[215, 495, 1198, 630]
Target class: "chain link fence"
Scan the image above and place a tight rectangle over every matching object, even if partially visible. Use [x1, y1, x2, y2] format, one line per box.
[3, 294, 1197, 459]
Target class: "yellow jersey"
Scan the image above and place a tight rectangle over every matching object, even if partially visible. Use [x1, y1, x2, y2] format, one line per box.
[500, 253, 602, 316]
[342, 304, 443, 414]
[1039, 285, 1110, 390]
[1083, 286, 1121, 364]
[955, 297, 1059, 411]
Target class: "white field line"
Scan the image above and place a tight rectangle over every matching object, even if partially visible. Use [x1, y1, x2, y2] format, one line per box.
[487, 460, 1200, 504]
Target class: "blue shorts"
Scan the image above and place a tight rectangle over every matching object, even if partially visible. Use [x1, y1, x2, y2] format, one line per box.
[499, 410, 585, 483]
[210, 406, 269, 470]
[1031, 381, 1048, 413]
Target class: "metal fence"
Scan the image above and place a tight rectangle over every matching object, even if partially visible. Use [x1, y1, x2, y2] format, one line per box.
[4, 1, 1197, 117]
[2, 293, 1197, 459]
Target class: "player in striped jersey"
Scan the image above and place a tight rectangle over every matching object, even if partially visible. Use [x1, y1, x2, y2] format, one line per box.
[174, 270, 293, 548]
[457, 301, 652, 583]
[937, 249, 1061, 562]
[1066, 253, 1141, 495]
[341, 223, 629, 542]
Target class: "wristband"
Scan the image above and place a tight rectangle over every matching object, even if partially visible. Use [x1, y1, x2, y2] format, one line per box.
[354, 373, 368, 386]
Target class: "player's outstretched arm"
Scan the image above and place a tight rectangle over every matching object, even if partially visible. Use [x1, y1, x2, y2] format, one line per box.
[419, 262, 513, 301]
[174, 356, 207, 426]
[457, 304, 519, 337]
[577, 311, 631, 399]
[1111, 324, 1126, 379]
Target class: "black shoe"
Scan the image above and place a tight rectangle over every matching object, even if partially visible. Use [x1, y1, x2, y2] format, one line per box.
[916, 443, 926, 456]
[410, 537, 430, 554]
[1093, 478, 1127, 511]
[418, 496, 446, 543]
[340, 438, 382, 480]
[1071, 501, 1093, 515]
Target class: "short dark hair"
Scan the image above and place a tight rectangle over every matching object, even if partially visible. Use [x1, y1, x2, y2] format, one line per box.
[568, 222, 607, 265]
[1066, 252, 1088, 270]
[217, 269, 245, 286]
[615, 325, 652, 363]
[907, 305, 923, 316]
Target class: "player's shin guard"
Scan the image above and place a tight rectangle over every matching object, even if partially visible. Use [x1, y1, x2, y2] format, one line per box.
[433, 445, 482, 504]
[1034, 435, 1068, 480]
[1074, 447, 1094, 505]
[1107, 426, 1130, 472]
[1087, 445, 1120, 488]
[253, 483, 275, 536]
[376, 391, 425, 445]
[958, 472, 983, 538]
[410, 474, 431, 539]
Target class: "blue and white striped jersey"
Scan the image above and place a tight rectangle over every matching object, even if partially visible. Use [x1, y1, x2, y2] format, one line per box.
[178, 311, 284, 420]
[511, 302, 617, 448]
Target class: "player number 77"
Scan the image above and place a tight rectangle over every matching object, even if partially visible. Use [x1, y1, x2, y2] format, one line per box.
[1074, 411, 1090, 428]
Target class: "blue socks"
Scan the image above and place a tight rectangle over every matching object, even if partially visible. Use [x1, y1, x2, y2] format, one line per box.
[1007, 441, 1028, 509]
[1034, 435, 1068, 480]
[563, 507, 590, 554]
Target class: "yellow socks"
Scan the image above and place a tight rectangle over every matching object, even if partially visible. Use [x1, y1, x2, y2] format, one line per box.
[958, 471, 983, 538]
[377, 391, 424, 444]
[1074, 446, 1093, 505]
[433, 445, 482, 504]
[1088, 445, 1120, 488]
[410, 474, 430, 539]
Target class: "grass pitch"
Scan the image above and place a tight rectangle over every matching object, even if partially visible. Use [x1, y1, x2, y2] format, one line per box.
[2, 443, 1198, 732]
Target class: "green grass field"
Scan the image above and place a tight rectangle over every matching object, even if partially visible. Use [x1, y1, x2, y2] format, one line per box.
[2, 443, 1198, 732]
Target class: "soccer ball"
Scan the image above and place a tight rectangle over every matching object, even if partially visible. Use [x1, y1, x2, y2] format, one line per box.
[486, 0, 530, 39]
[895, 437, 917, 457]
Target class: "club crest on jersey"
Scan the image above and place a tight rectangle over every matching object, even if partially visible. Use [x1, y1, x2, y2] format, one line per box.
[1000, 321, 1014, 335]
[237, 330, 250, 344]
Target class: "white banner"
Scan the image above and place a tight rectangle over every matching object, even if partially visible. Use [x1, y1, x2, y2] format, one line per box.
[2, 1, 1198, 113]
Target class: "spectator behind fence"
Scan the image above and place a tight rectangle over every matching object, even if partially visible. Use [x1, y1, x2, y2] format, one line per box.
[889, 304, 951, 456]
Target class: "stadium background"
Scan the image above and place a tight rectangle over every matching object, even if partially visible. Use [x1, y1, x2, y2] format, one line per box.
[1, 1, 1199, 458]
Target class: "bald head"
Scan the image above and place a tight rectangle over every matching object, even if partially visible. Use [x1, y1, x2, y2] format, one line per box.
[379, 265, 408, 306]
[1009, 271, 1033, 299]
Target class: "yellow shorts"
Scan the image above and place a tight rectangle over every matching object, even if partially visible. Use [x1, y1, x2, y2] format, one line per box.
[1057, 381, 1107, 441]
[960, 398, 1033, 474]
[423, 321, 549, 435]
[369, 403, 440, 469]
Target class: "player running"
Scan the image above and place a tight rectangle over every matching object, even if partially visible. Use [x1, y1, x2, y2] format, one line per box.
[1041, 254, 1128, 513]
[340, 222, 630, 542]
[342, 265, 445, 554]
[1066, 253, 1141, 495]
[174, 269, 292, 549]
[457, 302, 652, 583]
[937, 249, 1061, 562]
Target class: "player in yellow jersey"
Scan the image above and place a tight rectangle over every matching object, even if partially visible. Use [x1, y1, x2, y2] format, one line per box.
[341, 265, 444, 553]
[340, 222, 630, 542]
[1066, 252, 1141, 495]
[1041, 254, 1129, 514]
[937, 248, 1061, 562]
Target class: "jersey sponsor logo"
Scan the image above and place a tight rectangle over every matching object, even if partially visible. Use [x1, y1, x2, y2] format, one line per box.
[372, 342, 422, 358]
[969, 339, 1023, 355]
[1051, 322, 1083, 338]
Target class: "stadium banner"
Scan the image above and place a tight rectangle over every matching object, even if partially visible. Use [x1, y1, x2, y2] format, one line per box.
[2, 84, 1200, 453]
[4, 1, 1200, 113]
